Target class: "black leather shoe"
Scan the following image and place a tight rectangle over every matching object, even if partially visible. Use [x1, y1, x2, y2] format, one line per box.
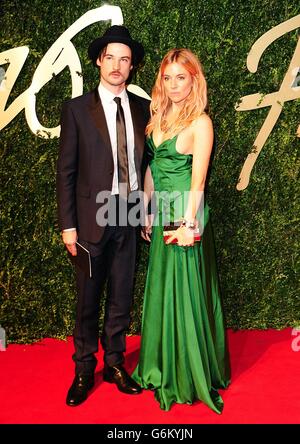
[103, 365, 142, 394]
[66, 374, 94, 406]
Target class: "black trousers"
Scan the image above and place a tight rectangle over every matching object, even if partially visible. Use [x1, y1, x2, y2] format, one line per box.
[72, 220, 137, 375]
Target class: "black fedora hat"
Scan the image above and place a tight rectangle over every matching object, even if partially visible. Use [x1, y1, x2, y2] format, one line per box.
[88, 25, 144, 67]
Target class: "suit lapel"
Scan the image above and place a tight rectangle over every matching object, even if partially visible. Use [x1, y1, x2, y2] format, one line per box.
[129, 93, 145, 158]
[128, 93, 146, 188]
[88, 89, 113, 155]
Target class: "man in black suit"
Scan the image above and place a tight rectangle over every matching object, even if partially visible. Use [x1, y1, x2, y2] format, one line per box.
[56, 25, 150, 406]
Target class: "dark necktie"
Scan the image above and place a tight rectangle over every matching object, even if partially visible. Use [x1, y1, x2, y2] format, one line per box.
[114, 97, 130, 198]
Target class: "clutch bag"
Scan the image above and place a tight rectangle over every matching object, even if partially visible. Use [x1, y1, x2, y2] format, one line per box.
[163, 222, 201, 244]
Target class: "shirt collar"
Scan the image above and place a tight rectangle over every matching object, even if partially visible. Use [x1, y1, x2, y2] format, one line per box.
[98, 82, 128, 105]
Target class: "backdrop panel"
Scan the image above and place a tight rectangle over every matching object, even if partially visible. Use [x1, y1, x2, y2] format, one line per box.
[0, 0, 299, 342]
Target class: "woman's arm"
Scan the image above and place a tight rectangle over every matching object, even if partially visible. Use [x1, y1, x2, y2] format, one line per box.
[143, 165, 155, 208]
[184, 113, 214, 222]
[166, 114, 213, 247]
[142, 165, 155, 241]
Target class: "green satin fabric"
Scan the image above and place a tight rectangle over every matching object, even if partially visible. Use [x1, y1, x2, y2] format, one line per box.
[132, 135, 230, 413]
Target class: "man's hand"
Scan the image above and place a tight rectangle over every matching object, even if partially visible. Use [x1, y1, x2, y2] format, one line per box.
[62, 230, 78, 256]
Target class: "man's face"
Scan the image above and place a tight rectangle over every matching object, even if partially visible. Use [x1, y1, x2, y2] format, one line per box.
[97, 42, 133, 91]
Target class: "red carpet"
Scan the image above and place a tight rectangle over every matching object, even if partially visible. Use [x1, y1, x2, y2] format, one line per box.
[0, 329, 299, 424]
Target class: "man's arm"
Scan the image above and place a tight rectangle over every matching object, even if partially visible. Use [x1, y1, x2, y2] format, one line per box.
[56, 101, 79, 255]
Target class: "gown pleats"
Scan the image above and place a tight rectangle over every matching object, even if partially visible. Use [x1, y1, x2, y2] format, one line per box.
[132, 135, 230, 412]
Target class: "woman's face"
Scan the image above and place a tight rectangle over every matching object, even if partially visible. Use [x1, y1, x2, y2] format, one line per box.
[162, 62, 193, 105]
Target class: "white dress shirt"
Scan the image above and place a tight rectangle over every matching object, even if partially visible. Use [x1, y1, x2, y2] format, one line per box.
[98, 82, 138, 195]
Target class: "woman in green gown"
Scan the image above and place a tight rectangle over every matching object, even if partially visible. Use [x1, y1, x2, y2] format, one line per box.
[132, 48, 230, 413]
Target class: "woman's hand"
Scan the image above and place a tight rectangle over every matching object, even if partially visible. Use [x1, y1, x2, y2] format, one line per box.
[166, 226, 194, 247]
[141, 214, 153, 242]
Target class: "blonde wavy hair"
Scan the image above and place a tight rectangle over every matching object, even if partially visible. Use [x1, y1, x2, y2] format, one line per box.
[146, 48, 208, 137]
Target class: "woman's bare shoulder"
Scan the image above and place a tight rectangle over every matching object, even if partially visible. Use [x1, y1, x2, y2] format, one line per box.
[192, 113, 213, 131]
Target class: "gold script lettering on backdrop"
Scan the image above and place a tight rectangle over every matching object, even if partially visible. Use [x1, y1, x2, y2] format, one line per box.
[0, 5, 124, 138]
[235, 14, 300, 190]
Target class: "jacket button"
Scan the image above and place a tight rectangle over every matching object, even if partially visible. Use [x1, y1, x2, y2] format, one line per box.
[109, 170, 113, 175]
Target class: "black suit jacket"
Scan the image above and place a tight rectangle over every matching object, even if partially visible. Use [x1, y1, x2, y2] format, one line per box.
[56, 88, 150, 243]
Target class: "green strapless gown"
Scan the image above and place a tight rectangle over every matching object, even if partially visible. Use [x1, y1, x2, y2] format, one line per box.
[132, 135, 230, 413]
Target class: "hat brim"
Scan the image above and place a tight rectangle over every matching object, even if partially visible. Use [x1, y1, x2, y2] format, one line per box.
[88, 35, 144, 67]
